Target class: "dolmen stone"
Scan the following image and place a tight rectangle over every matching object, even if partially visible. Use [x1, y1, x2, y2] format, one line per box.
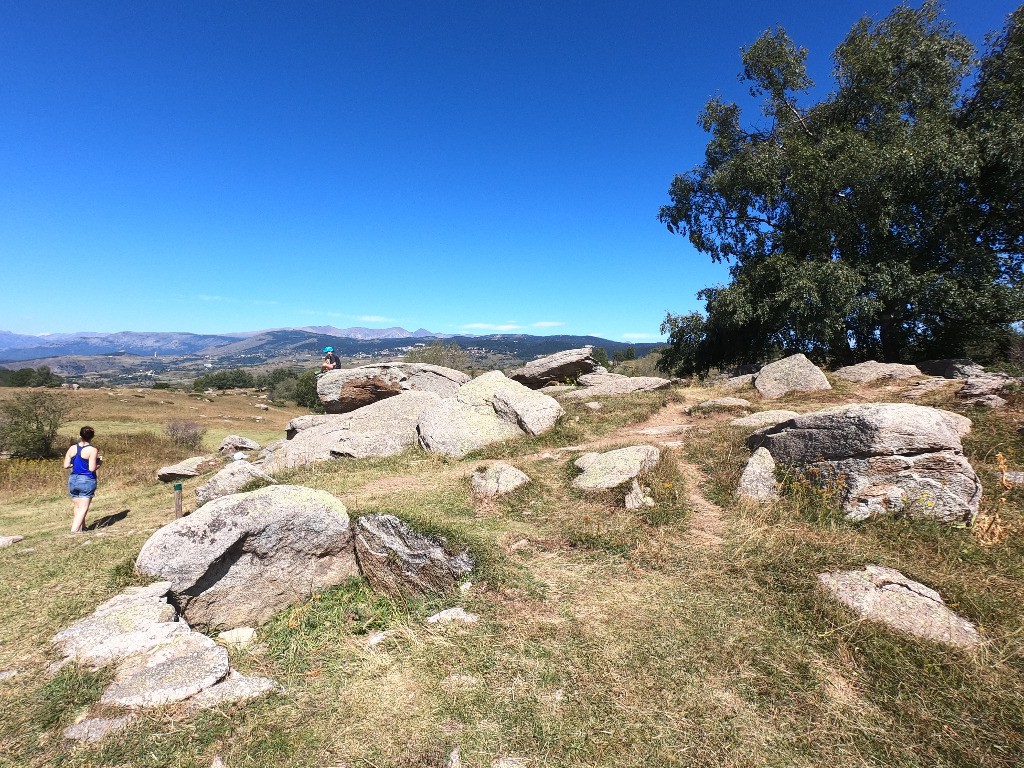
[354, 514, 474, 597]
[748, 403, 980, 523]
[471, 462, 531, 497]
[417, 371, 563, 458]
[100, 631, 229, 708]
[729, 410, 800, 429]
[317, 363, 469, 414]
[572, 445, 660, 491]
[195, 461, 276, 506]
[135, 485, 358, 628]
[52, 582, 189, 668]
[264, 392, 441, 471]
[832, 361, 922, 384]
[753, 354, 832, 400]
[509, 347, 598, 388]
[218, 435, 261, 454]
[818, 565, 981, 648]
[562, 372, 673, 400]
[917, 358, 986, 379]
[737, 447, 778, 503]
[0, 535, 24, 549]
[157, 455, 219, 482]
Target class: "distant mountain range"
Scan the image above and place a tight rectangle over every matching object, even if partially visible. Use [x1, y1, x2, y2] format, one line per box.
[0, 327, 660, 366]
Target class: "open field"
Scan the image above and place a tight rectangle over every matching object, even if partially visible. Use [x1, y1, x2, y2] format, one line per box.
[0, 379, 1022, 767]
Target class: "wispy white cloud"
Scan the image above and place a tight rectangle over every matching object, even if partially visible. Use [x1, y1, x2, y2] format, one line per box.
[621, 333, 661, 340]
[197, 294, 235, 303]
[463, 322, 523, 331]
[532, 321, 565, 328]
[357, 315, 396, 323]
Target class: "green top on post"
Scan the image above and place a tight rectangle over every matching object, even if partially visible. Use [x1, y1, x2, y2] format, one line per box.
[173, 483, 182, 491]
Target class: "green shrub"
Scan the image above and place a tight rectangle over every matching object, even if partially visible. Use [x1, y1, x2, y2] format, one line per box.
[0, 390, 78, 457]
[295, 370, 324, 412]
[192, 368, 255, 391]
[164, 419, 207, 450]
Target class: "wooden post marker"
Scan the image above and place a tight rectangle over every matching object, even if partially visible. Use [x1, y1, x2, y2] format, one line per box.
[173, 482, 182, 519]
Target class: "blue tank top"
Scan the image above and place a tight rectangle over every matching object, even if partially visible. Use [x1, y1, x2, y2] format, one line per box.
[71, 444, 96, 479]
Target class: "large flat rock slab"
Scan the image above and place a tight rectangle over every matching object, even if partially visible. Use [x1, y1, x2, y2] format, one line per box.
[195, 461, 276, 506]
[157, 456, 219, 482]
[317, 363, 468, 414]
[263, 391, 441, 471]
[818, 565, 981, 648]
[572, 445, 660, 490]
[471, 462, 531, 497]
[135, 485, 358, 628]
[509, 347, 598, 388]
[562, 373, 672, 400]
[832, 361, 922, 383]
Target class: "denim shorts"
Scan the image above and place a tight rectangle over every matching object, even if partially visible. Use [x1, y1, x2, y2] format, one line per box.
[69, 474, 97, 498]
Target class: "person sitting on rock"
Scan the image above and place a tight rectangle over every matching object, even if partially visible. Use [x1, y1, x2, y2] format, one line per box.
[320, 346, 341, 373]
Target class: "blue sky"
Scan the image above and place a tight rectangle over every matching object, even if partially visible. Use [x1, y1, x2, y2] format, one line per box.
[0, 1, 1016, 340]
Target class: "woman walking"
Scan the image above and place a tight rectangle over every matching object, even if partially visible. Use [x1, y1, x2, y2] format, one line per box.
[63, 426, 101, 533]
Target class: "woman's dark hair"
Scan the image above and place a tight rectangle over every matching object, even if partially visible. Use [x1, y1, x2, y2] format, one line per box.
[80, 426, 95, 442]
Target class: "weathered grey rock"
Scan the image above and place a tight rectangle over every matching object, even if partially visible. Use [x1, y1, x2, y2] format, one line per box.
[426, 607, 479, 625]
[959, 373, 1013, 397]
[832, 361, 923, 383]
[185, 669, 281, 710]
[749, 403, 980, 523]
[1003, 471, 1024, 488]
[417, 397, 523, 458]
[284, 414, 333, 439]
[753, 354, 832, 400]
[917, 359, 986, 379]
[471, 462, 531, 496]
[417, 372, 562, 458]
[633, 424, 691, 436]
[962, 393, 1008, 409]
[584, 401, 603, 410]
[572, 446, 660, 491]
[723, 374, 755, 390]
[135, 485, 358, 628]
[0, 535, 24, 548]
[354, 515, 473, 597]
[729, 410, 800, 429]
[624, 479, 655, 510]
[818, 565, 981, 648]
[562, 374, 672, 400]
[217, 627, 256, 648]
[691, 397, 752, 411]
[264, 392, 441, 471]
[100, 631, 229, 708]
[195, 461, 276, 506]
[0, 670, 18, 681]
[64, 715, 135, 743]
[902, 377, 953, 399]
[317, 363, 469, 414]
[157, 455, 219, 482]
[460, 371, 565, 436]
[217, 435, 261, 454]
[509, 347, 597, 388]
[51, 582, 189, 668]
[737, 447, 778, 503]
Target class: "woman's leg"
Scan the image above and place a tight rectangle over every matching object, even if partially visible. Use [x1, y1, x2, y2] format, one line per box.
[71, 496, 92, 532]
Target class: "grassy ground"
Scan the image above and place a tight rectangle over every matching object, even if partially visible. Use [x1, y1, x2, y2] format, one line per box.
[0, 380, 1022, 767]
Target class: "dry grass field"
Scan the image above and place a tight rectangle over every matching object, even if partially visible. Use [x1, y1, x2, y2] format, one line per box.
[0, 378, 1022, 768]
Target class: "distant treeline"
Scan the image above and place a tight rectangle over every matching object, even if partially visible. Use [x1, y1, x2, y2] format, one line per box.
[192, 367, 321, 411]
[0, 366, 64, 388]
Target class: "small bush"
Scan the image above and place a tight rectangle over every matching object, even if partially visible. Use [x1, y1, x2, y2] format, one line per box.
[0, 390, 78, 457]
[164, 419, 207, 450]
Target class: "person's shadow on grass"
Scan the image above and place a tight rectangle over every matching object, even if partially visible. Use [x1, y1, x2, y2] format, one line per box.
[86, 509, 129, 530]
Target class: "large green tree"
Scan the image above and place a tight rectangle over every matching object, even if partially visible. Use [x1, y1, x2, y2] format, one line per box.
[658, 2, 1024, 375]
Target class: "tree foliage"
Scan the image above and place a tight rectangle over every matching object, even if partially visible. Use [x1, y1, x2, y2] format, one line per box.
[0, 366, 64, 388]
[659, 2, 1024, 375]
[192, 368, 256, 391]
[404, 341, 470, 371]
[0, 390, 79, 458]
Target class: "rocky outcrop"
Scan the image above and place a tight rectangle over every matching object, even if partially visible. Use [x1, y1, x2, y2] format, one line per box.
[263, 392, 441, 471]
[832, 361, 922, 383]
[957, 373, 1019, 409]
[195, 461, 275, 506]
[737, 447, 778, 503]
[156, 456, 219, 483]
[135, 485, 359, 628]
[818, 565, 981, 648]
[917, 359, 985, 379]
[471, 463, 531, 497]
[217, 435, 261, 454]
[561, 373, 673, 400]
[509, 347, 597, 388]
[753, 354, 831, 400]
[354, 515, 473, 597]
[417, 372, 563, 458]
[317, 363, 469, 414]
[748, 403, 980, 523]
[572, 446, 660, 491]
[729, 410, 800, 429]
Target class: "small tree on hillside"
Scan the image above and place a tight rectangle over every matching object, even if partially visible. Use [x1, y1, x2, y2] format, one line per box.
[0, 390, 79, 458]
[405, 341, 470, 371]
